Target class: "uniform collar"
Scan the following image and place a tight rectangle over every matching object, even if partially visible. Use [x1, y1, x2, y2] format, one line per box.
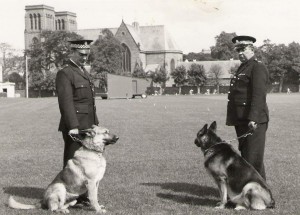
[69, 59, 82, 69]
[68, 59, 90, 80]
[235, 56, 256, 75]
[241, 56, 256, 65]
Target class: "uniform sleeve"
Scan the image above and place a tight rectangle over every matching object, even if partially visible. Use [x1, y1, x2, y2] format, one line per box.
[56, 70, 79, 130]
[248, 63, 268, 122]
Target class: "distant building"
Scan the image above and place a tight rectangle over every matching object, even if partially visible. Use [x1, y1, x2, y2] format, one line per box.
[201, 49, 211, 54]
[24, 4, 183, 86]
[24, 5, 77, 49]
[178, 59, 240, 86]
[0, 62, 16, 98]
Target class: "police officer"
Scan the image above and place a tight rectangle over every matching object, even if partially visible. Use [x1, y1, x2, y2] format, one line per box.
[56, 39, 98, 167]
[226, 35, 269, 180]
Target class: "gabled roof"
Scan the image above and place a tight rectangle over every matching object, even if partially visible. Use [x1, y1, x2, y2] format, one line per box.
[124, 23, 144, 49]
[178, 60, 241, 79]
[76, 21, 182, 53]
[138, 25, 180, 52]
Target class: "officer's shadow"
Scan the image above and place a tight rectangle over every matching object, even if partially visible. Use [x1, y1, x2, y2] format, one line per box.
[141, 182, 219, 206]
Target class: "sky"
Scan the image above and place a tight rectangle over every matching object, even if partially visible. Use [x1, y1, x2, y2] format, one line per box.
[1, 0, 300, 54]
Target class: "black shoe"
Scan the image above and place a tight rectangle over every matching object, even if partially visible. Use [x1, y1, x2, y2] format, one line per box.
[74, 195, 91, 207]
[225, 200, 236, 208]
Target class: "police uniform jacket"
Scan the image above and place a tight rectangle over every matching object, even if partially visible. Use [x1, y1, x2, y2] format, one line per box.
[56, 60, 99, 132]
[226, 56, 269, 126]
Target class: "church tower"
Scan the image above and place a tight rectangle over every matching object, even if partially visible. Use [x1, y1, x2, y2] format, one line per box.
[24, 5, 77, 50]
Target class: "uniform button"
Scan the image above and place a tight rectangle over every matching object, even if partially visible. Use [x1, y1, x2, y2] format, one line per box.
[243, 103, 246, 105]
[237, 78, 240, 80]
[228, 99, 230, 101]
[228, 91, 230, 94]
[230, 84, 233, 86]
[76, 110, 79, 113]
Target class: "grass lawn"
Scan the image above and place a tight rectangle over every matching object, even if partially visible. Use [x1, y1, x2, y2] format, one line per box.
[0, 93, 300, 215]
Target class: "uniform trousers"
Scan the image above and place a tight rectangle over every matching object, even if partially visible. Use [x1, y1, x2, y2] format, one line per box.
[62, 132, 82, 168]
[235, 122, 268, 180]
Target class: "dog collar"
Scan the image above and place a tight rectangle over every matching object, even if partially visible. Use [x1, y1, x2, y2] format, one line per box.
[203, 142, 227, 157]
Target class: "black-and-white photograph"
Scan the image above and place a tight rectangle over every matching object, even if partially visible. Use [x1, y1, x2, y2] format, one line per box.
[1, 0, 299, 214]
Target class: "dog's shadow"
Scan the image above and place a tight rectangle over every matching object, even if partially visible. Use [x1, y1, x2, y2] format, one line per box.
[3, 186, 44, 199]
[141, 182, 219, 206]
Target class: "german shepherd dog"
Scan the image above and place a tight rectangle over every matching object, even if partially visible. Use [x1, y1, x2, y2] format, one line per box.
[194, 121, 275, 210]
[8, 125, 119, 213]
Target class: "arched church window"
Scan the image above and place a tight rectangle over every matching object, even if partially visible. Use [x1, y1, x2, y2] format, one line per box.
[55, 20, 57, 30]
[33, 14, 37, 29]
[29, 14, 33, 30]
[122, 44, 131, 73]
[170, 59, 175, 73]
[62, 19, 65, 30]
[58, 19, 61, 30]
[37, 14, 41, 30]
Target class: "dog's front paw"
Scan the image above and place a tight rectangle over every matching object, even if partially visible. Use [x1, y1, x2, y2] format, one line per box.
[56, 208, 70, 214]
[215, 202, 226, 209]
[96, 205, 106, 214]
[235, 205, 247, 210]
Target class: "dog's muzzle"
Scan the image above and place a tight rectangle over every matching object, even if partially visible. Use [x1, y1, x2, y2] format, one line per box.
[105, 135, 119, 145]
[194, 138, 201, 147]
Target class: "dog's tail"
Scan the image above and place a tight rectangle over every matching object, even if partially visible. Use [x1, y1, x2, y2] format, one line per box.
[8, 196, 39, 210]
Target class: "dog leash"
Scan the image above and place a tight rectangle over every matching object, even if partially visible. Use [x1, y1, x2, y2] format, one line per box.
[220, 128, 254, 144]
[204, 129, 254, 156]
[204, 126, 257, 156]
[69, 133, 84, 143]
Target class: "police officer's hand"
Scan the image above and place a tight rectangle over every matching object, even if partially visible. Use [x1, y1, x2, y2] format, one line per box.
[69, 128, 79, 135]
[248, 121, 257, 130]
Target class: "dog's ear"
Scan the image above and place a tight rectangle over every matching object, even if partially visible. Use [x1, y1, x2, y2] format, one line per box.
[198, 124, 208, 136]
[208, 121, 217, 132]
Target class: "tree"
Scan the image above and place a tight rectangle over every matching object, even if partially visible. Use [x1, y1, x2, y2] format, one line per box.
[8, 72, 24, 90]
[132, 62, 146, 78]
[90, 29, 124, 75]
[0, 43, 24, 82]
[210, 31, 237, 60]
[170, 65, 187, 94]
[259, 41, 291, 92]
[43, 70, 57, 95]
[149, 67, 169, 94]
[287, 42, 300, 89]
[0, 43, 11, 72]
[208, 64, 223, 93]
[2, 55, 24, 82]
[26, 30, 82, 96]
[187, 63, 207, 94]
[90, 29, 124, 90]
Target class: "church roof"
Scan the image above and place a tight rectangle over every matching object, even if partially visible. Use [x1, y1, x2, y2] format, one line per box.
[124, 24, 144, 49]
[76, 21, 181, 53]
[138, 25, 180, 52]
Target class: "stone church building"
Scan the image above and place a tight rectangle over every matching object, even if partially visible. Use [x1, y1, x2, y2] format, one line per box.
[24, 5, 183, 86]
